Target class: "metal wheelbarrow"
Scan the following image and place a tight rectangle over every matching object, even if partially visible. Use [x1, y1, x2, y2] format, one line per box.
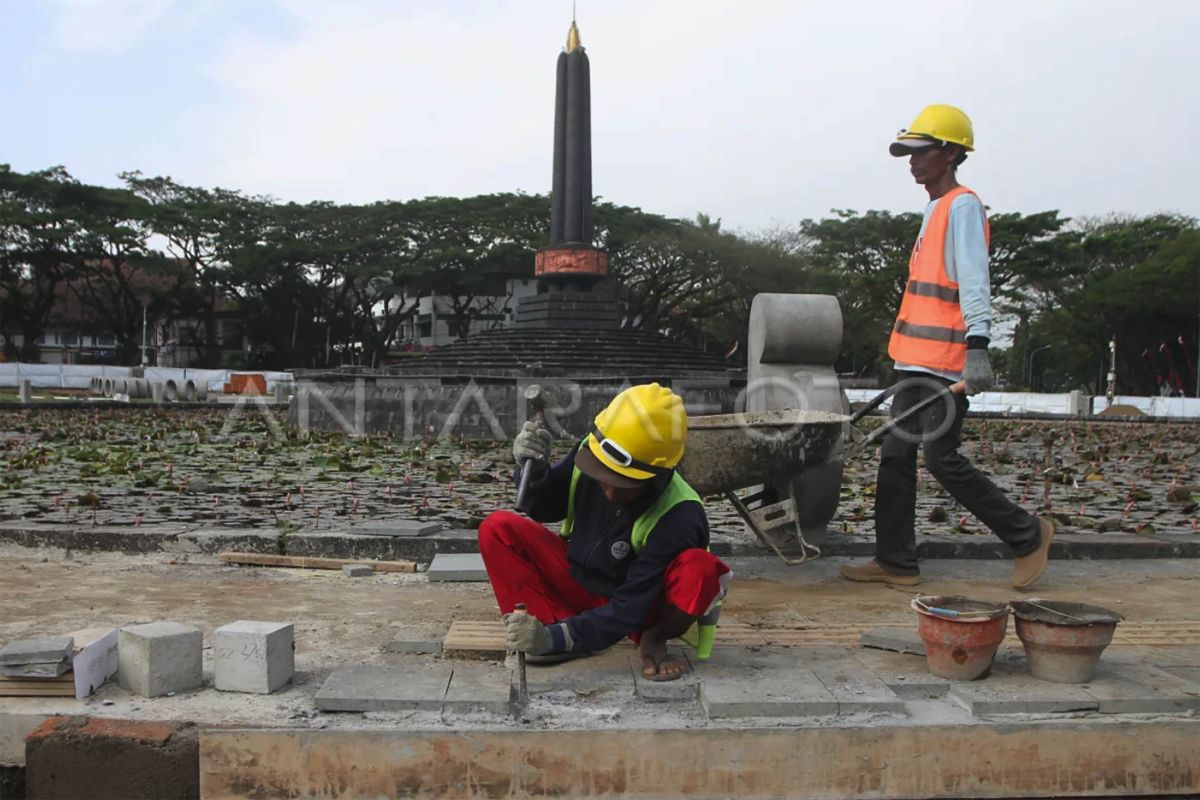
[676, 409, 847, 565]
[676, 386, 955, 565]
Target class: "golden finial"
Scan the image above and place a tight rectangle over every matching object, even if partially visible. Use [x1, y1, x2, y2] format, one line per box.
[565, 9, 581, 53]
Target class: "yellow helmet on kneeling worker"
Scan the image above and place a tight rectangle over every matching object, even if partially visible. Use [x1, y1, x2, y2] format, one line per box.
[575, 383, 687, 488]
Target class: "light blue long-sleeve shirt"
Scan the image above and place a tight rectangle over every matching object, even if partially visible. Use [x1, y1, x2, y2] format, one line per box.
[894, 190, 992, 381]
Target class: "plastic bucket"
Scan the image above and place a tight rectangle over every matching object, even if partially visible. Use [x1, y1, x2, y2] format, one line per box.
[913, 595, 1009, 681]
[1011, 600, 1121, 683]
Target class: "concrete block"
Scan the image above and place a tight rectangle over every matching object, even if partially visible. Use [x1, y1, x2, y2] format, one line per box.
[315, 665, 451, 712]
[342, 564, 373, 577]
[1083, 664, 1200, 714]
[354, 519, 443, 537]
[17, 380, 31, 403]
[700, 649, 837, 719]
[426, 553, 488, 582]
[444, 664, 512, 714]
[214, 621, 294, 694]
[859, 627, 925, 656]
[118, 622, 203, 698]
[630, 651, 699, 702]
[0, 636, 73, 665]
[811, 657, 907, 714]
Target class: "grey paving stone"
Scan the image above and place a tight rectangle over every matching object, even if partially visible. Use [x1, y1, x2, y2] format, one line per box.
[342, 564, 373, 577]
[1083, 664, 1200, 714]
[859, 627, 925, 656]
[1159, 666, 1200, 685]
[630, 649, 698, 702]
[700, 648, 838, 719]
[851, 647, 949, 698]
[521, 648, 635, 701]
[810, 656, 906, 714]
[949, 665, 1100, 715]
[314, 665, 451, 712]
[426, 553, 488, 582]
[354, 519, 443, 537]
[444, 664, 513, 714]
[1, 658, 73, 678]
[0, 636, 74, 666]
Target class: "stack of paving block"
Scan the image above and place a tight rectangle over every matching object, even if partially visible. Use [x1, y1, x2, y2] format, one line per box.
[0, 636, 76, 696]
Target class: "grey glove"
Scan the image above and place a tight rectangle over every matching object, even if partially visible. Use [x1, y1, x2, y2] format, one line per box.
[963, 348, 994, 395]
[505, 611, 552, 654]
[512, 420, 552, 464]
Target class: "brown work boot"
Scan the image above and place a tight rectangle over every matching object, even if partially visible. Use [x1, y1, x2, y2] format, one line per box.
[839, 559, 921, 586]
[1012, 516, 1056, 589]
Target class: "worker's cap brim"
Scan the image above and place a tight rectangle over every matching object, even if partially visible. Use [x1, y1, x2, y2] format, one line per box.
[889, 136, 940, 157]
[574, 445, 648, 489]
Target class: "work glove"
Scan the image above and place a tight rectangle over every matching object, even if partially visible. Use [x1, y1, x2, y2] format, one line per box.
[963, 348, 994, 395]
[512, 420, 552, 465]
[504, 611, 552, 654]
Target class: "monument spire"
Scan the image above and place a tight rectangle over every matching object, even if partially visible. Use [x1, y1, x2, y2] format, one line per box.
[514, 11, 614, 329]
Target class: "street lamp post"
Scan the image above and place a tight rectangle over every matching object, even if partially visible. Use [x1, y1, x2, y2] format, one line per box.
[1027, 344, 1052, 390]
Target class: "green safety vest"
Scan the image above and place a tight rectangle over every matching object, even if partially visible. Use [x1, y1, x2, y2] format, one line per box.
[560, 462, 702, 554]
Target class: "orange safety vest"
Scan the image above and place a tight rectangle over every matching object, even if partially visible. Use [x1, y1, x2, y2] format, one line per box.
[887, 185, 990, 373]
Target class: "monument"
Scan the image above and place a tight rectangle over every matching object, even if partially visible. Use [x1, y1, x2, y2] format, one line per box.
[296, 17, 744, 438]
[513, 19, 616, 330]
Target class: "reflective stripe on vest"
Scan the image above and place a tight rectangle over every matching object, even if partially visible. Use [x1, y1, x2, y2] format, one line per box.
[561, 445, 702, 554]
[887, 185, 989, 373]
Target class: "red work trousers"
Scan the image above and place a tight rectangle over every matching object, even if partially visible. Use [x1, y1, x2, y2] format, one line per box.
[478, 510, 730, 628]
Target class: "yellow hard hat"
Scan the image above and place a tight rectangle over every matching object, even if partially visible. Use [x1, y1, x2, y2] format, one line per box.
[577, 383, 687, 486]
[890, 104, 974, 156]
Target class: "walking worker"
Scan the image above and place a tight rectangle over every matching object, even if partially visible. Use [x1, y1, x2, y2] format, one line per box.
[479, 383, 731, 682]
[841, 104, 1055, 588]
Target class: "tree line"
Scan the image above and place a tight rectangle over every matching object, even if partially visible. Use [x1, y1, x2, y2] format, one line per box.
[1, 164, 1195, 395]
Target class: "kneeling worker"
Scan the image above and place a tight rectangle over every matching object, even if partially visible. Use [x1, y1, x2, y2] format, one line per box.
[479, 383, 731, 681]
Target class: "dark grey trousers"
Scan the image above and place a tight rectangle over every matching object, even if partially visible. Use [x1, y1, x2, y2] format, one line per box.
[873, 371, 1041, 575]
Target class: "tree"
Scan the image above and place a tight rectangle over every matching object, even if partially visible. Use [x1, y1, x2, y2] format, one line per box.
[0, 166, 88, 361]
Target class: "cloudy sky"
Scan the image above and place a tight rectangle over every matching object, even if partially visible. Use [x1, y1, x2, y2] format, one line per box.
[2, 0, 1197, 232]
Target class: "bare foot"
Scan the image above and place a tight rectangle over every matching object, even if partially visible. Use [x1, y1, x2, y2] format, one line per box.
[638, 636, 688, 682]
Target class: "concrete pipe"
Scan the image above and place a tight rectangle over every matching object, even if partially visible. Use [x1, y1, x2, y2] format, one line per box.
[102, 377, 115, 398]
[164, 379, 179, 402]
[746, 293, 849, 550]
[191, 381, 208, 401]
[748, 293, 843, 366]
[127, 378, 150, 398]
[183, 379, 197, 401]
[90, 377, 100, 396]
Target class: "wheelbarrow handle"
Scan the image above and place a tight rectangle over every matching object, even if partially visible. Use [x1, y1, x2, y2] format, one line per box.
[847, 385, 896, 425]
[851, 384, 961, 452]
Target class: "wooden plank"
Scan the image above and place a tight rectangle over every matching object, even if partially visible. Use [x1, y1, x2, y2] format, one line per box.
[0, 671, 73, 686]
[219, 552, 416, 573]
[0, 687, 78, 697]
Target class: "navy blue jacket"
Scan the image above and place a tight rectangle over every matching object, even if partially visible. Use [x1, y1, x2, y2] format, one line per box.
[522, 441, 709, 653]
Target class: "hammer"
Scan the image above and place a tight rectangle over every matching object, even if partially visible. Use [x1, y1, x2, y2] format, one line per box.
[515, 384, 548, 513]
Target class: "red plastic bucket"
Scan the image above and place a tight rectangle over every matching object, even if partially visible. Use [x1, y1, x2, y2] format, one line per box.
[912, 595, 1009, 681]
